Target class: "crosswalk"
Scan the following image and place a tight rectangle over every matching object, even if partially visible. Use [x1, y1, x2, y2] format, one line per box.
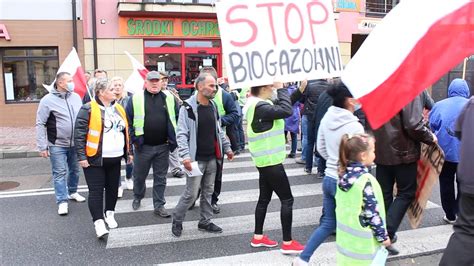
[104, 149, 452, 265]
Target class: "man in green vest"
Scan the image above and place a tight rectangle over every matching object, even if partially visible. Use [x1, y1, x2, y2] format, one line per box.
[125, 71, 180, 217]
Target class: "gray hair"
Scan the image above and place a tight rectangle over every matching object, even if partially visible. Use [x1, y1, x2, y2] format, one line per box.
[55, 72, 70, 84]
[93, 78, 109, 96]
[194, 72, 215, 90]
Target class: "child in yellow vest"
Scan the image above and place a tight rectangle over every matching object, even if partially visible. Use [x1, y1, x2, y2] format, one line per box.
[335, 133, 392, 265]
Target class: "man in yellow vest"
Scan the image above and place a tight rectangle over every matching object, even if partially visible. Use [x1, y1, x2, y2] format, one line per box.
[125, 71, 179, 217]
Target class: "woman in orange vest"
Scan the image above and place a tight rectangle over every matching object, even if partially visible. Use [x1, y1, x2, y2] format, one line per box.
[74, 78, 131, 239]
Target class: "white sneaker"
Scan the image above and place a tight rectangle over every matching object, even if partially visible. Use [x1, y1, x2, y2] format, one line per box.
[443, 216, 456, 225]
[104, 211, 118, 229]
[292, 257, 308, 266]
[57, 202, 68, 215]
[117, 186, 124, 198]
[125, 178, 134, 190]
[94, 219, 109, 238]
[68, 192, 86, 202]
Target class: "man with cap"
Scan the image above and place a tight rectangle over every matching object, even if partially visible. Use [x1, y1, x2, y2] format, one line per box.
[126, 71, 180, 217]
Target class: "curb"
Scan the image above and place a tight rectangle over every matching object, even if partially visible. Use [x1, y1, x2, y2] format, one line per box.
[0, 151, 40, 159]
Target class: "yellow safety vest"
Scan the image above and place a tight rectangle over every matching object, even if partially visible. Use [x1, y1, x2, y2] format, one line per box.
[335, 173, 387, 266]
[132, 90, 176, 136]
[246, 99, 286, 167]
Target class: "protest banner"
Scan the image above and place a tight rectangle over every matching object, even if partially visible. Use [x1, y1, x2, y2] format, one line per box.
[407, 143, 445, 229]
[216, 0, 342, 88]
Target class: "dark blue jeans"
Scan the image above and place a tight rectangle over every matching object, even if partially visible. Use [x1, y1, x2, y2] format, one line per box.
[439, 161, 460, 221]
[300, 176, 337, 262]
[285, 131, 298, 155]
[305, 118, 317, 171]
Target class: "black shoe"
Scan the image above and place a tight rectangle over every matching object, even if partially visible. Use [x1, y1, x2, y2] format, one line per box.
[154, 207, 171, 218]
[211, 203, 220, 214]
[172, 170, 185, 178]
[391, 234, 398, 244]
[132, 199, 141, 210]
[234, 150, 241, 156]
[386, 245, 400, 256]
[198, 222, 223, 233]
[288, 153, 296, 158]
[304, 168, 312, 174]
[171, 221, 183, 237]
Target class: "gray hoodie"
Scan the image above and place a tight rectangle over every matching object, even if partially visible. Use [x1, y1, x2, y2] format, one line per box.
[36, 87, 83, 151]
[176, 94, 231, 162]
[317, 106, 364, 179]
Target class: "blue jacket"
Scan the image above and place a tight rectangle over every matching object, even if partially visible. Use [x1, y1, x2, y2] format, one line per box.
[284, 85, 300, 134]
[429, 79, 470, 162]
[220, 88, 239, 127]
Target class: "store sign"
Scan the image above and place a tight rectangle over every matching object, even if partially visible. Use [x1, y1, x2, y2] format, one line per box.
[119, 17, 220, 38]
[334, 0, 360, 12]
[358, 19, 381, 32]
[216, 0, 342, 88]
[0, 24, 11, 40]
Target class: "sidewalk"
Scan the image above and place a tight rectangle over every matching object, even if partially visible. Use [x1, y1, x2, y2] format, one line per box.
[0, 127, 38, 159]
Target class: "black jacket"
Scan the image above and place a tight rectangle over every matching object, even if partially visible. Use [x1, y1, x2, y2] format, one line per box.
[373, 94, 435, 165]
[251, 89, 293, 133]
[74, 98, 129, 166]
[292, 79, 330, 120]
[125, 90, 179, 153]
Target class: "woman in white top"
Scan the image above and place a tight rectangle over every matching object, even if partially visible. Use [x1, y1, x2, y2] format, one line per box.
[74, 78, 131, 238]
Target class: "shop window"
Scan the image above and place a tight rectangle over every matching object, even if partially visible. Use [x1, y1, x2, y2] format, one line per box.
[2, 48, 59, 103]
[142, 0, 216, 3]
[144, 53, 183, 86]
[185, 54, 217, 85]
[184, 40, 220, 48]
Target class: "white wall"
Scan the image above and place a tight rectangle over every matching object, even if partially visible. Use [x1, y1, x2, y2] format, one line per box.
[0, 0, 82, 20]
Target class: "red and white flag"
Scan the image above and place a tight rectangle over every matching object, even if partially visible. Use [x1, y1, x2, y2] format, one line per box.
[43, 47, 87, 99]
[342, 0, 474, 129]
[124, 51, 149, 94]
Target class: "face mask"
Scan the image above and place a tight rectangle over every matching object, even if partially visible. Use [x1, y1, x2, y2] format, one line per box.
[270, 89, 278, 101]
[354, 103, 362, 111]
[66, 82, 75, 92]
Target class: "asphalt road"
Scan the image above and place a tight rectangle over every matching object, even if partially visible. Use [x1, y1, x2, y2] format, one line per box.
[0, 153, 448, 265]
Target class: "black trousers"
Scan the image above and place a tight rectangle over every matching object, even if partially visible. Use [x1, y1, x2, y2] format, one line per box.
[440, 192, 474, 266]
[439, 161, 460, 221]
[376, 162, 417, 239]
[83, 157, 122, 222]
[212, 157, 224, 204]
[255, 163, 294, 241]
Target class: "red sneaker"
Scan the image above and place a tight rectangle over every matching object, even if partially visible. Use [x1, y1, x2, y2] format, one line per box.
[281, 240, 304, 255]
[251, 235, 278, 248]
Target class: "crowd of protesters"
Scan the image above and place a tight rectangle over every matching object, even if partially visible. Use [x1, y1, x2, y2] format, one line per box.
[36, 67, 474, 264]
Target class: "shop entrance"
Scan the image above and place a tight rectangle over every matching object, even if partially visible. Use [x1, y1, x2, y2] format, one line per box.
[144, 39, 221, 93]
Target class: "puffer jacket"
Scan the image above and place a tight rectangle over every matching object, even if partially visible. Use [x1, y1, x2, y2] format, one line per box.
[373, 93, 435, 165]
[74, 98, 129, 166]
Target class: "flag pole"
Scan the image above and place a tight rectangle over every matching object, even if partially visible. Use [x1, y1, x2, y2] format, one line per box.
[462, 57, 468, 80]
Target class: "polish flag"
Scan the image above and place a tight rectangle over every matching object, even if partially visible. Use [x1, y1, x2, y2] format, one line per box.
[342, 0, 474, 129]
[124, 51, 149, 94]
[43, 47, 87, 99]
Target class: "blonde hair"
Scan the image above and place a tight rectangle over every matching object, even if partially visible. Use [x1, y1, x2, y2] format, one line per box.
[338, 133, 373, 175]
[109, 76, 126, 98]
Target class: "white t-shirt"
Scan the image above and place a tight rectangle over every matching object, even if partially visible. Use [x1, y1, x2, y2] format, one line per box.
[101, 105, 125, 158]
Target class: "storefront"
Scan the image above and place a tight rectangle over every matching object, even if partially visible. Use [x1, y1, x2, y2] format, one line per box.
[119, 17, 222, 90]
[0, 21, 84, 127]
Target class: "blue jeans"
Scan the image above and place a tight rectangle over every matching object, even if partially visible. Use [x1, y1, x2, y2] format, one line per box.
[49, 146, 80, 204]
[301, 115, 308, 161]
[305, 118, 316, 171]
[300, 176, 337, 262]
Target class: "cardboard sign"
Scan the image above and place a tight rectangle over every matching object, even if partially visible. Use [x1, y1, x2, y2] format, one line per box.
[216, 0, 342, 88]
[407, 144, 445, 228]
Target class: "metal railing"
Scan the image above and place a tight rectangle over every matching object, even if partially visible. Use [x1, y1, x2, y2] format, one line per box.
[366, 0, 399, 17]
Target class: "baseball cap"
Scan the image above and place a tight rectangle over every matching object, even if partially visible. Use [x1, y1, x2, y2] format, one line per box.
[146, 71, 161, 80]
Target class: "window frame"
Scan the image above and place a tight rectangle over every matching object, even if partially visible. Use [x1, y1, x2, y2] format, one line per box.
[1, 46, 59, 104]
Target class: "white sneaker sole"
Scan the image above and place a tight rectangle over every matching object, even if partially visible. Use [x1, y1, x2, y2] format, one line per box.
[96, 231, 109, 239]
[250, 242, 278, 248]
[280, 249, 303, 255]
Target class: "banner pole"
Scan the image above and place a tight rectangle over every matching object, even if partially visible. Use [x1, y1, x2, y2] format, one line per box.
[462, 57, 468, 80]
